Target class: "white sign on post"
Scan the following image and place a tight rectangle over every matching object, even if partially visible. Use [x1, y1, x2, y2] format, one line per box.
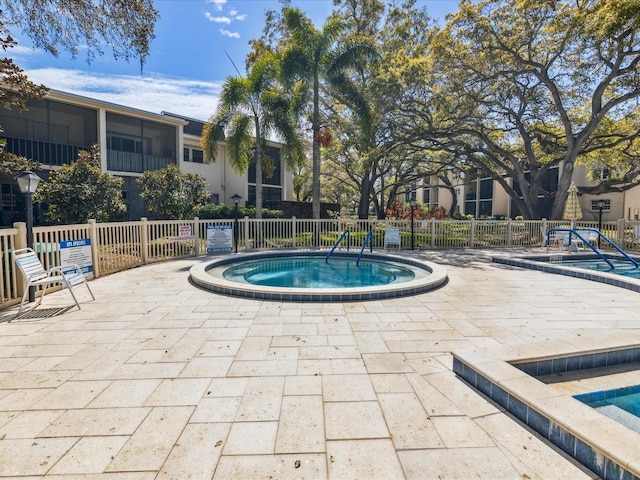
[59, 239, 94, 279]
[206, 224, 233, 253]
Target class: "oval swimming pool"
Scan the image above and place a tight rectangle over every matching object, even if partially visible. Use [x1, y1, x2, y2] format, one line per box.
[189, 250, 448, 301]
[223, 256, 415, 288]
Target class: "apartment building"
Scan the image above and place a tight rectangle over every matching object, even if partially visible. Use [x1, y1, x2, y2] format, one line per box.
[420, 164, 640, 222]
[0, 89, 292, 225]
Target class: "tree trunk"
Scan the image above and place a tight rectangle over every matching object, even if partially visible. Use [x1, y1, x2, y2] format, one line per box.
[254, 129, 263, 220]
[550, 158, 575, 220]
[312, 72, 321, 221]
[358, 175, 372, 219]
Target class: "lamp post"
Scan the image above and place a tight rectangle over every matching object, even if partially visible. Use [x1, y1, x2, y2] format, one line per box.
[405, 187, 416, 251]
[16, 170, 42, 303]
[410, 197, 416, 251]
[596, 199, 606, 248]
[231, 194, 242, 254]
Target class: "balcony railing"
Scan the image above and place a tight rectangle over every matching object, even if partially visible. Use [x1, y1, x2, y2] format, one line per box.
[5, 137, 88, 166]
[107, 150, 176, 173]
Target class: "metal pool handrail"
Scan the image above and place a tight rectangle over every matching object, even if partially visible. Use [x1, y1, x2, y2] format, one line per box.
[548, 227, 639, 269]
[574, 228, 639, 268]
[326, 230, 350, 263]
[356, 230, 374, 266]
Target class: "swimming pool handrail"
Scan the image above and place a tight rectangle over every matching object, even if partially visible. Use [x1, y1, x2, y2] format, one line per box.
[325, 230, 350, 263]
[356, 230, 374, 266]
[547, 227, 639, 269]
[573, 228, 639, 268]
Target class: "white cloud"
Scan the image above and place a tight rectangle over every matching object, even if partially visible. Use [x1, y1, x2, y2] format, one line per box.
[234, 14, 247, 21]
[22, 68, 222, 121]
[204, 12, 232, 24]
[220, 29, 241, 39]
[9, 44, 36, 55]
[206, 0, 226, 11]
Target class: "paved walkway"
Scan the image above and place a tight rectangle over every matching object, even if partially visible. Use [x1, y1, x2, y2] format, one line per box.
[2, 248, 633, 479]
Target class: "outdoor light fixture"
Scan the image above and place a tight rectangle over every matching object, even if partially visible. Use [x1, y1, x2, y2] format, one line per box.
[596, 199, 606, 248]
[410, 196, 416, 251]
[16, 170, 42, 302]
[405, 185, 417, 251]
[231, 194, 242, 254]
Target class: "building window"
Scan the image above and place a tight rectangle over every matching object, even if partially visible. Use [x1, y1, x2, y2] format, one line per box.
[192, 149, 204, 164]
[184, 147, 205, 163]
[1, 183, 18, 210]
[590, 199, 611, 212]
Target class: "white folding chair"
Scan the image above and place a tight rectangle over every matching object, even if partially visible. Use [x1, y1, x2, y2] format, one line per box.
[13, 247, 95, 315]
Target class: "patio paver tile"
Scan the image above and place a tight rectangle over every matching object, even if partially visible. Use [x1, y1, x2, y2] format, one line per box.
[106, 406, 193, 472]
[324, 401, 389, 440]
[223, 421, 278, 455]
[326, 439, 404, 480]
[156, 423, 230, 480]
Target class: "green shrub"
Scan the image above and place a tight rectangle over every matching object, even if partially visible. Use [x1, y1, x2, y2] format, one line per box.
[194, 203, 283, 219]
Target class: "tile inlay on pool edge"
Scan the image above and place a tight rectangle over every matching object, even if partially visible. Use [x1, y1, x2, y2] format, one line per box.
[453, 338, 640, 480]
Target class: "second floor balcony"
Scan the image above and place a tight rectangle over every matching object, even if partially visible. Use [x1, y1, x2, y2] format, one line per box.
[107, 150, 175, 173]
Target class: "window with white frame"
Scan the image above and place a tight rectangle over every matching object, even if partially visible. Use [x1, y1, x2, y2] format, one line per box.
[590, 199, 611, 212]
[184, 147, 205, 163]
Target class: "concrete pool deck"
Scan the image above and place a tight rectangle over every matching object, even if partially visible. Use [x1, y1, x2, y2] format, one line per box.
[0, 247, 637, 479]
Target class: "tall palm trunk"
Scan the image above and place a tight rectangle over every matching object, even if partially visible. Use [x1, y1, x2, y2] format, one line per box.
[312, 71, 321, 221]
[254, 120, 263, 220]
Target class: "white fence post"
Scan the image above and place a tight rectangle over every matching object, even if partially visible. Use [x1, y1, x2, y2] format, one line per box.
[618, 218, 625, 246]
[14, 222, 27, 251]
[292, 217, 297, 248]
[470, 218, 476, 248]
[140, 217, 148, 263]
[88, 219, 100, 278]
[243, 216, 250, 251]
[193, 217, 200, 256]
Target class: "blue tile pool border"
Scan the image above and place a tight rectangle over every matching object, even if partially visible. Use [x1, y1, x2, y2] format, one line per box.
[511, 347, 640, 377]
[492, 254, 640, 293]
[189, 250, 449, 302]
[453, 348, 640, 480]
[575, 384, 640, 406]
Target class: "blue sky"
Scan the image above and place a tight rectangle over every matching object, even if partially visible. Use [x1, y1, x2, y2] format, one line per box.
[12, 0, 458, 121]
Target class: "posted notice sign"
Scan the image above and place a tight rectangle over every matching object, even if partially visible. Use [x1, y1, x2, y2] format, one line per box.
[206, 224, 233, 253]
[60, 239, 94, 279]
[170, 225, 195, 241]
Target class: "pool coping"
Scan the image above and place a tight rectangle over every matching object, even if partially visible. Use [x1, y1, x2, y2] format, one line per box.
[453, 332, 640, 480]
[189, 249, 449, 301]
[492, 253, 640, 292]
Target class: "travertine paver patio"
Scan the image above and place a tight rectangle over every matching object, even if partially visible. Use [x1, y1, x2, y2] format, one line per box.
[2, 247, 635, 479]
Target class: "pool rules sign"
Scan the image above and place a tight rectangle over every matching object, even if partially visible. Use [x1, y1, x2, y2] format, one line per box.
[60, 239, 94, 279]
[206, 225, 233, 253]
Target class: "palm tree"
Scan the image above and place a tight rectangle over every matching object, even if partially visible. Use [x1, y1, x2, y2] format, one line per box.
[279, 7, 377, 220]
[201, 52, 304, 219]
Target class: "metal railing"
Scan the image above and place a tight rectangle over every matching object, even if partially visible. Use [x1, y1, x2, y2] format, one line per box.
[1, 216, 639, 311]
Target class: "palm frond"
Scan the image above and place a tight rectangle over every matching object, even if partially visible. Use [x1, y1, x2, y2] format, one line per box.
[220, 76, 250, 109]
[226, 114, 253, 173]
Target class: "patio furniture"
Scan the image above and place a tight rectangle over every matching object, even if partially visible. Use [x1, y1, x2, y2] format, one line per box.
[13, 247, 94, 315]
[541, 227, 569, 250]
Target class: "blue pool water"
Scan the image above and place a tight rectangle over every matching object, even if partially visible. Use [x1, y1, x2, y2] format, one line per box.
[550, 258, 640, 278]
[223, 256, 415, 288]
[575, 385, 640, 433]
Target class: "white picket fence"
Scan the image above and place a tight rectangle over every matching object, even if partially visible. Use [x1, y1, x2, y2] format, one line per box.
[1, 216, 638, 310]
